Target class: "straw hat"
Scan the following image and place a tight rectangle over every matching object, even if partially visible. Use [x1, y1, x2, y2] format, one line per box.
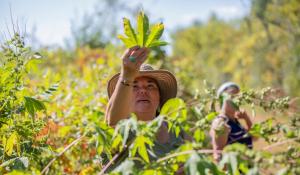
[107, 64, 177, 107]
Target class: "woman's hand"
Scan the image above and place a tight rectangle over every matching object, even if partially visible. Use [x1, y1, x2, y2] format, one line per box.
[236, 110, 253, 131]
[235, 110, 249, 120]
[121, 46, 150, 80]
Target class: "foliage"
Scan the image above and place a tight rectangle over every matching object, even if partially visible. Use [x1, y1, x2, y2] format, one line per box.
[0, 33, 48, 173]
[118, 11, 168, 48]
[0, 0, 300, 174]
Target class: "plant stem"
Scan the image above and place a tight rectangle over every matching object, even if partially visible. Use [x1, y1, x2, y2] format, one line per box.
[156, 149, 221, 163]
[262, 138, 298, 151]
[41, 134, 86, 174]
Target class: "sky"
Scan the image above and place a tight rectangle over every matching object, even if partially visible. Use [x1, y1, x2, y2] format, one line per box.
[0, 0, 251, 47]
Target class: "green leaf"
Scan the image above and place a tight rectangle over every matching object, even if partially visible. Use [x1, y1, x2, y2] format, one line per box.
[146, 115, 164, 132]
[58, 126, 71, 137]
[205, 112, 218, 122]
[18, 157, 29, 168]
[114, 116, 138, 147]
[175, 126, 181, 137]
[145, 23, 164, 47]
[184, 152, 223, 175]
[138, 140, 149, 163]
[2, 136, 7, 150]
[193, 129, 205, 142]
[5, 132, 17, 156]
[247, 167, 259, 175]
[112, 159, 136, 175]
[219, 152, 240, 175]
[118, 11, 167, 49]
[137, 11, 149, 46]
[111, 134, 122, 150]
[123, 18, 138, 45]
[24, 96, 46, 117]
[123, 120, 131, 146]
[147, 40, 168, 48]
[117, 35, 136, 48]
[249, 123, 262, 137]
[41, 83, 59, 99]
[160, 98, 187, 121]
[130, 135, 153, 163]
[0, 157, 18, 168]
[141, 170, 163, 175]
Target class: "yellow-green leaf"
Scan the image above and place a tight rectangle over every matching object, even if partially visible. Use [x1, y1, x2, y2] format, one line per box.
[137, 11, 149, 46]
[175, 126, 181, 137]
[160, 98, 187, 120]
[117, 35, 136, 48]
[193, 128, 205, 142]
[58, 126, 71, 138]
[111, 134, 122, 151]
[147, 40, 168, 48]
[131, 135, 153, 163]
[5, 132, 17, 156]
[138, 141, 149, 163]
[145, 23, 164, 47]
[123, 18, 138, 45]
[205, 112, 218, 122]
[16, 142, 21, 157]
[24, 96, 46, 117]
[2, 136, 7, 151]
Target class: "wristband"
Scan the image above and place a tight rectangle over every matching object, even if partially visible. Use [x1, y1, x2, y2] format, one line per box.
[120, 78, 133, 86]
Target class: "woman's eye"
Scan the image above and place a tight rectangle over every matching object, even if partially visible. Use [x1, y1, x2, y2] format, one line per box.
[133, 85, 138, 90]
[147, 84, 156, 90]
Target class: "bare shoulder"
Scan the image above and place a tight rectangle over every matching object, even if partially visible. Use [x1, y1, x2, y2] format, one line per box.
[211, 116, 230, 135]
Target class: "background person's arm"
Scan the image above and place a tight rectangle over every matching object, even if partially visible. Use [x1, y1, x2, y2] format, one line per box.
[210, 118, 230, 162]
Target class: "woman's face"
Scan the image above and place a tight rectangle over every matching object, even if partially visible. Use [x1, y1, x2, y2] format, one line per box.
[223, 100, 238, 118]
[132, 76, 160, 115]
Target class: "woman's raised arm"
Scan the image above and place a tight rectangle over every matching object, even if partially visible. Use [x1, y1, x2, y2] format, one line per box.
[105, 46, 149, 126]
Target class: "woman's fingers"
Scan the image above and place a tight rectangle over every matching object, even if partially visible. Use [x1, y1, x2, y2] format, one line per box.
[122, 46, 139, 60]
[136, 48, 149, 66]
[130, 47, 145, 57]
[123, 47, 150, 70]
[129, 47, 148, 62]
[129, 45, 140, 50]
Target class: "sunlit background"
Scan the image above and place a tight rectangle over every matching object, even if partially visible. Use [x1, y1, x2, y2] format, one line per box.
[0, 0, 250, 48]
[0, 0, 299, 174]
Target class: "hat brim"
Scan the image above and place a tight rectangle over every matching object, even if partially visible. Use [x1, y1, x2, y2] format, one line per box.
[107, 70, 177, 106]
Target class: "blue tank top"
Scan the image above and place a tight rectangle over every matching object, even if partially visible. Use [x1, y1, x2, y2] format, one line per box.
[219, 116, 253, 149]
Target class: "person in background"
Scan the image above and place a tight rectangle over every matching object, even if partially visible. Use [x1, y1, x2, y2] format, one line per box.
[210, 82, 253, 162]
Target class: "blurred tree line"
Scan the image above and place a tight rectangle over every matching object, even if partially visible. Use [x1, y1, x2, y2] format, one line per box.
[49, 0, 300, 98]
[66, 0, 299, 98]
[169, 0, 300, 98]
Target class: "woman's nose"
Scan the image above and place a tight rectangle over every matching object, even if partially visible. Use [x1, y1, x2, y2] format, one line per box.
[136, 86, 148, 93]
[138, 87, 147, 93]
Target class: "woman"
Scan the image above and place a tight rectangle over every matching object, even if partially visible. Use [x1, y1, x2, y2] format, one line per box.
[210, 82, 253, 162]
[105, 46, 190, 162]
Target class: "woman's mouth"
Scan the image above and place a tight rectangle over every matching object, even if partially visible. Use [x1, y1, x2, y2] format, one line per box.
[137, 99, 150, 103]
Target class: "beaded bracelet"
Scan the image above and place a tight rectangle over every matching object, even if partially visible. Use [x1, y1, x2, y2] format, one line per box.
[120, 79, 133, 86]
